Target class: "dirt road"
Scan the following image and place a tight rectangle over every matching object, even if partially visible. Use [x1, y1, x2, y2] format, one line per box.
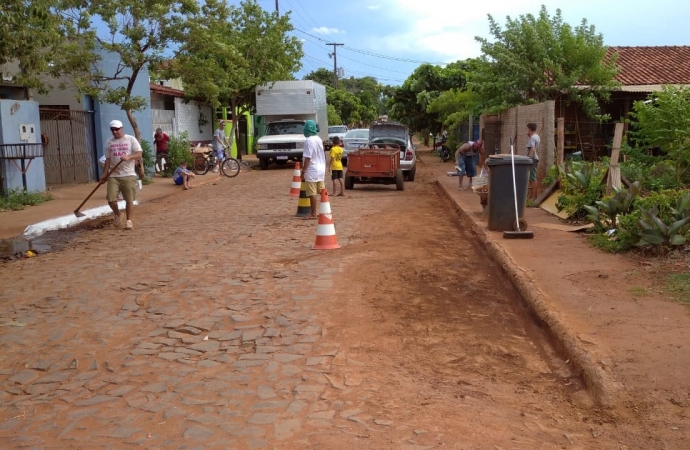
[0, 162, 673, 448]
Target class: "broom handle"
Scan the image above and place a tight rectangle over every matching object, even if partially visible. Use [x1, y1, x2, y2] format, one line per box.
[510, 138, 521, 232]
[75, 160, 124, 212]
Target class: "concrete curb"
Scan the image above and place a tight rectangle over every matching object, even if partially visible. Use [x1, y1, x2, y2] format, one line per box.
[434, 178, 621, 407]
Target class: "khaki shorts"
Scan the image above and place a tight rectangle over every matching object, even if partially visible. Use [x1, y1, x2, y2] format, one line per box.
[305, 181, 325, 197]
[107, 176, 137, 203]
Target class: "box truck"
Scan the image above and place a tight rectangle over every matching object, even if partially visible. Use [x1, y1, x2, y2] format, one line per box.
[255, 80, 328, 170]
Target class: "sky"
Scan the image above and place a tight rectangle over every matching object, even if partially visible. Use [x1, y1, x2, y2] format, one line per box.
[247, 0, 690, 86]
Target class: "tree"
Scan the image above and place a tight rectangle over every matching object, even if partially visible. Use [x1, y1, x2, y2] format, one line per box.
[0, 0, 88, 94]
[629, 86, 690, 185]
[61, 0, 197, 145]
[474, 5, 619, 118]
[327, 104, 342, 126]
[326, 87, 362, 126]
[304, 68, 334, 88]
[174, 0, 302, 157]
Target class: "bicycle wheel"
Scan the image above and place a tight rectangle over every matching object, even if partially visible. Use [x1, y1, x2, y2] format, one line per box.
[221, 157, 241, 178]
[192, 155, 209, 175]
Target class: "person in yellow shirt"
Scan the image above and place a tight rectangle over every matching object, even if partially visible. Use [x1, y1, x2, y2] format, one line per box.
[328, 136, 345, 196]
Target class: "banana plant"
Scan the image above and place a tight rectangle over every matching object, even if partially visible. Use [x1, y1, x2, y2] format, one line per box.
[585, 181, 640, 229]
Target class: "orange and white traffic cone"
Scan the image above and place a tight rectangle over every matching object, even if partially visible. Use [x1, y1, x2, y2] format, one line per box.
[312, 189, 340, 250]
[289, 162, 301, 197]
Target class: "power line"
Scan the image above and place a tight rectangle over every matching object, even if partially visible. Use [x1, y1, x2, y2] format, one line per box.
[302, 55, 405, 83]
[285, 0, 321, 31]
[326, 42, 344, 88]
[294, 28, 447, 65]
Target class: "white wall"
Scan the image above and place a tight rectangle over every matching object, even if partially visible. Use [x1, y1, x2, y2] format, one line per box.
[174, 98, 212, 142]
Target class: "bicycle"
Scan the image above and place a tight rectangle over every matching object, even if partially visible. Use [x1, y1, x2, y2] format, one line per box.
[191, 144, 240, 178]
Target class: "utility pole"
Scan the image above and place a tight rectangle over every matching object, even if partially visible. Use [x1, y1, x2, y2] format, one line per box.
[275, 0, 279, 15]
[326, 43, 344, 88]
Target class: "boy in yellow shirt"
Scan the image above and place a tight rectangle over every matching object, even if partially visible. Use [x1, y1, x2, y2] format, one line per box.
[328, 136, 345, 196]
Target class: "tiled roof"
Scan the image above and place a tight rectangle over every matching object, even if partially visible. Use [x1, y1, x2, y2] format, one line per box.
[607, 46, 690, 86]
[149, 83, 185, 98]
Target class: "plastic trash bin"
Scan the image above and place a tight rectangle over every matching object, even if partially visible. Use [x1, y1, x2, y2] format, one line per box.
[486, 154, 533, 231]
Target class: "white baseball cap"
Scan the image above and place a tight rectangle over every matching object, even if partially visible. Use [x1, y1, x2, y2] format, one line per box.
[109, 120, 123, 129]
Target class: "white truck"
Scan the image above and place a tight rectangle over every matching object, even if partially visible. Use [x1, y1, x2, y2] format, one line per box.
[255, 80, 328, 170]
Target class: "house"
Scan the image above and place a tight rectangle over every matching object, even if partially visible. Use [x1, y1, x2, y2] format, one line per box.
[556, 46, 690, 160]
[149, 81, 213, 146]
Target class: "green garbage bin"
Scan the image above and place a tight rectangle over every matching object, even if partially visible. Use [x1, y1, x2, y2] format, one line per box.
[486, 154, 533, 231]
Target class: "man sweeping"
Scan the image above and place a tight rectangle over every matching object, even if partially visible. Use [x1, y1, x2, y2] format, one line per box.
[100, 120, 142, 230]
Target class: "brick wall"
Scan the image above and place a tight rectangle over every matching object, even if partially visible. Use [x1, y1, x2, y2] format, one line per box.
[174, 98, 213, 143]
[480, 100, 555, 182]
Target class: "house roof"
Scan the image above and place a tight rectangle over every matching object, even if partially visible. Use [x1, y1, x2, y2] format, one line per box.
[149, 83, 185, 98]
[608, 46, 690, 88]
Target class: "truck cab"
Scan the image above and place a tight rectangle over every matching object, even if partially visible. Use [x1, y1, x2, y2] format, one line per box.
[256, 119, 313, 170]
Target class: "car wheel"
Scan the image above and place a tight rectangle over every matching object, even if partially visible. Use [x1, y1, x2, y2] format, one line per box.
[345, 174, 355, 190]
[407, 165, 416, 182]
[259, 158, 269, 170]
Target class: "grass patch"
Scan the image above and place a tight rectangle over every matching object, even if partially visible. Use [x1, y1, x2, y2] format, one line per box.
[667, 273, 690, 305]
[629, 287, 647, 297]
[588, 233, 629, 253]
[0, 189, 52, 212]
[141, 178, 153, 185]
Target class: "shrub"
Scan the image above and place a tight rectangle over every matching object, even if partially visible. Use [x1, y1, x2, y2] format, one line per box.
[555, 160, 606, 218]
[140, 139, 155, 177]
[163, 132, 194, 178]
[635, 192, 690, 248]
[0, 189, 52, 212]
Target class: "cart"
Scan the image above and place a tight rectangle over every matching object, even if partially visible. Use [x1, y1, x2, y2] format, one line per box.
[344, 144, 404, 191]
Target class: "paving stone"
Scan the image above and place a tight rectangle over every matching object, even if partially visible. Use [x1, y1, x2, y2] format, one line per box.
[197, 360, 219, 369]
[175, 348, 203, 357]
[247, 412, 279, 425]
[152, 337, 179, 346]
[27, 360, 53, 372]
[177, 326, 203, 336]
[182, 397, 215, 406]
[209, 354, 233, 363]
[66, 408, 99, 419]
[164, 319, 186, 329]
[168, 330, 189, 339]
[183, 426, 215, 439]
[306, 357, 327, 366]
[286, 400, 308, 416]
[0, 418, 19, 432]
[264, 361, 280, 373]
[239, 354, 270, 360]
[131, 348, 158, 355]
[124, 360, 149, 367]
[187, 414, 220, 425]
[189, 341, 220, 353]
[307, 410, 335, 420]
[230, 315, 251, 323]
[280, 365, 302, 377]
[224, 425, 265, 438]
[9, 370, 39, 385]
[273, 418, 301, 440]
[324, 374, 346, 390]
[273, 354, 303, 363]
[298, 335, 321, 343]
[298, 325, 321, 335]
[59, 380, 87, 391]
[141, 382, 167, 393]
[34, 370, 72, 384]
[164, 408, 186, 419]
[108, 385, 136, 397]
[283, 344, 312, 354]
[340, 409, 363, 419]
[102, 426, 141, 438]
[257, 385, 277, 400]
[374, 419, 394, 426]
[248, 439, 268, 449]
[181, 335, 204, 345]
[208, 330, 237, 340]
[242, 328, 264, 341]
[26, 382, 59, 395]
[252, 401, 289, 410]
[137, 342, 162, 350]
[186, 320, 213, 331]
[158, 352, 183, 361]
[263, 328, 281, 338]
[232, 360, 265, 368]
[75, 395, 118, 406]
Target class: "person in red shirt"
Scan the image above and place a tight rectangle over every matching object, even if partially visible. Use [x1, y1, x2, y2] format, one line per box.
[153, 128, 170, 171]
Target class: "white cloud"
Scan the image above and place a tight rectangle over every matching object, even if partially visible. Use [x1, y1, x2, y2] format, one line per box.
[367, 5, 381, 9]
[312, 27, 346, 35]
[365, 0, 601, 63]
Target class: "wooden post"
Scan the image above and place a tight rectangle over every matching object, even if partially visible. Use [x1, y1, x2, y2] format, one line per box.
[557, 117, 565, 167]
[606, 122, 624, 195]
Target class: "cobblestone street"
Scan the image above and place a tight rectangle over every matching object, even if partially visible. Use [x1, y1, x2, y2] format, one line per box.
[0, 163, 658, 449]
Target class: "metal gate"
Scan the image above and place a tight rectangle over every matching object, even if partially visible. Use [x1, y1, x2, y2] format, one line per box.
[40, 108, 97, 186]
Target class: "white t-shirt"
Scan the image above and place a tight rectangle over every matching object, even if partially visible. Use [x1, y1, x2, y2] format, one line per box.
[105, 134, 142, 178]
[526, 134, 540, 162]
[303, 136, 325, 182]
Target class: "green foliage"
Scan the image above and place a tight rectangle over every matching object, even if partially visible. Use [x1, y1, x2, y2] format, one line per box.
[327, 104, 342, 127]
[304, 68, 334, 88]
[635, 205, 690, 248]
[588, 233, 630, 253]
[584, 181, 640, 230]
[0, 189, 52, 212]
[620, 156, 684, 192]
[62, 0, 198, 141]
[173, 0, 302, 152]
[628, 86, 690, 186]
[163, 132, 194, 177]
[140, 139, 155, 176]
[474, 6, 619, 119]
[667, 273, 690, 305]
[555, 160, 606, 217]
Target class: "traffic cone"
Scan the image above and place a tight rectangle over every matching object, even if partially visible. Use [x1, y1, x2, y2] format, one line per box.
[289, 162, 302, 197]
[295, 181, 312, 217]
[312, 189, 340, 250]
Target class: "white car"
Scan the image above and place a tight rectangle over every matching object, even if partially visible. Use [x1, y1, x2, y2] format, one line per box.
[328, 125, 348, 145]
[342, 128, 369, 165]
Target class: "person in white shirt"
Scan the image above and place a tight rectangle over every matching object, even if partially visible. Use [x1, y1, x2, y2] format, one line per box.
[100, 120, 143, 230]
[526, 122, 541, 201]
[300, 120, 326, 219]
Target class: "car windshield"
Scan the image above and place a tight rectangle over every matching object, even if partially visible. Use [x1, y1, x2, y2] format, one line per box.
[345, 130, 369, 139]
[329, 126, 347, 134]
[265, 122, 304, 135]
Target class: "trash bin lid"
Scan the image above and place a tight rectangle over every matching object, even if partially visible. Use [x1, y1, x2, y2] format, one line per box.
[486, 154, 534, 165]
